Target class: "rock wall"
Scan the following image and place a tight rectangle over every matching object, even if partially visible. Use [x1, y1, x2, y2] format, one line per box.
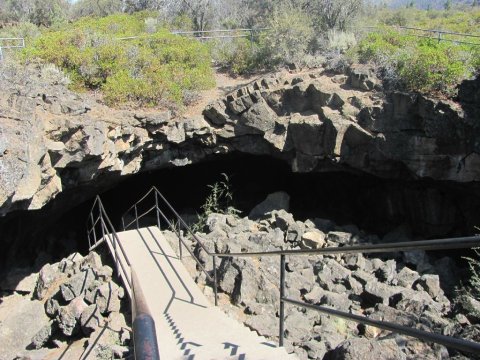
[1, 65, 479, 218]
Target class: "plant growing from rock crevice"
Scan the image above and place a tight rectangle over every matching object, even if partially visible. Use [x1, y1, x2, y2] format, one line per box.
[192, 173, 240, 233]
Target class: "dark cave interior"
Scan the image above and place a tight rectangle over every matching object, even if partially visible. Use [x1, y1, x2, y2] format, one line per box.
[1, 153, 479, 274]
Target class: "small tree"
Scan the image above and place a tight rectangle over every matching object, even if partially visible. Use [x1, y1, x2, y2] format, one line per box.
[259, 2, 314, 66]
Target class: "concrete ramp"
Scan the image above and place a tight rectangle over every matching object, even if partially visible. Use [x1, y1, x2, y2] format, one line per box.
[111, 226, 296, 360]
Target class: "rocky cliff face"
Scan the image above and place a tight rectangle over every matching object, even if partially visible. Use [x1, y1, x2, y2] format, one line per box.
[1, 64, 479, 218]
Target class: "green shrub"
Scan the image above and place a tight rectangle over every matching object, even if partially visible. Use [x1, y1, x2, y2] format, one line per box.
[258, 3, 314, 67]
[22, 14, 215, 107]
[356, 29, 476, 95]
[398, 39, 472, 93]
[465, 248, 480, 300]
[212, 37, 259, 75]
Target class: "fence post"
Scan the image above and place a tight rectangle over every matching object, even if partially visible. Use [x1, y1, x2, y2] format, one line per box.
[155, 191, 161, 230]
[0, 47, 3, 62]
[438, 31, 442, 43]
[279, 254, 285, 347]
[178, 223, 183, 260]
[135, 205, 139, 229]
[213, 255, 218, 306]
[90, 212, 97, 246]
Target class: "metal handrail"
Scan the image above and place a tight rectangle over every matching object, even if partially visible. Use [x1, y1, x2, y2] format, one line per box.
[87, 196, 160, 360]
[121, 188, 214, 283]
[121, 186, 480, 356]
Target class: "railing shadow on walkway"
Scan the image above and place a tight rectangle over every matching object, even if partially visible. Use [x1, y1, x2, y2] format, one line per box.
[120, 186, 480, 358]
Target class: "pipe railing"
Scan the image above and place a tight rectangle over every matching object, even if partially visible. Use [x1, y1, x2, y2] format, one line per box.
[121, 186, 480, 356]
[87, 196, 159, 360]
[121, 187, 217, 302]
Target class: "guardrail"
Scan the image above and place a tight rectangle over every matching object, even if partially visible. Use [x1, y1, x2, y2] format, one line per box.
[122, 186, 480, 356]
[356, 25, 480, 46]
[0, 37, 25, 61]
[87, 196, 160, 360]
[117, 28, 269, 44]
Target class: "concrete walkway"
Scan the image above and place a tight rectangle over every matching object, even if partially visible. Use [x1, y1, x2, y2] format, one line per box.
[109, 226, 296, 360]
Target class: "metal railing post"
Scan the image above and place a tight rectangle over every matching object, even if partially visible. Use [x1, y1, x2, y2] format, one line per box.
[279, 254, 285, 347]
[90, 212, 97, 246]
[155, 191, 161, 230]
[178, 223, 183, 260]
[134, 205, 139, 229]
[213, 255, 218, 306]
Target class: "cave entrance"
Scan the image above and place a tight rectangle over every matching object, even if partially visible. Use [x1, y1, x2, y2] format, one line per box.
[1, 153, 479, 274]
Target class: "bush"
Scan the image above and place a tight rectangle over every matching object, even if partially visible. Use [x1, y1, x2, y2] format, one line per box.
[356, 28, 475, 95]
[211, 37, 259, 75]
[22, 14, 215, 107]
[258, 3, 314, 67]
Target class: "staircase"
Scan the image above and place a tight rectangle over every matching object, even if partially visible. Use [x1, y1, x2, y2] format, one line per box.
[107, 226, 296, 360]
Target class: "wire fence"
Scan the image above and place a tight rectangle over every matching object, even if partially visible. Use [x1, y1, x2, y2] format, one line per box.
[355, 25, 480, 46]
[0, 37, 25, 61]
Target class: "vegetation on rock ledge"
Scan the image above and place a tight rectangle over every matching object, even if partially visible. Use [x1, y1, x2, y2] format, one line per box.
[21, 13, 215, 107]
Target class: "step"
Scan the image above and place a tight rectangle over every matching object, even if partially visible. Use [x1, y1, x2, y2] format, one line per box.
[107, 226, 297, 360]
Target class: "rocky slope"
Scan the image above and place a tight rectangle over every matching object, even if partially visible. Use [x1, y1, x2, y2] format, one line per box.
[0, 251, 130, 360]
[1, 64, 479, 218]
[165, 197, 480, 360]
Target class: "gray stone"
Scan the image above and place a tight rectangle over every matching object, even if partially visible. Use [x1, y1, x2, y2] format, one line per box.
[375, 259, 397, 285]
[249, 191, 290, 220]
[456, 295, 480, 323]
[397, 266, 420, 288]
[301, 230, 326, 249]
[30, 322, 55, 349]
[321, 290, 352, 312]
[86, 281, 124, 314]
[245, 313, 278, 338]
[363, 281, 401, 306]
[34, 263, 66, 300]
[80, 252, 103, 271]
[326, 232, 352, 245]
[203, 100, 229, 126]
[45, 297, 60, 318]
[80, 304, 105, 336]
[328, 338, 405, 360]
[415, 274, 442, 299]
[60, 268, 97, 302]
[272, 210, 295, 231]
[56, 297, 88, 336]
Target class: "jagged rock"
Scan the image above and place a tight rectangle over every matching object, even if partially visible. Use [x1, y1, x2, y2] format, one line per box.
[326, 232, 352, 246]
[203, 100, 229, 126]
[320, 290, 352, 312]
[415, 274, 442, 299]
[45, 298, 60, 318]
[375, 259, 397, 285]
[363, 281, 401, 306]
[85, 281, 124, 314]
[326, 338, 405, 360]
[272, 210, 296, 231]
[80, 304, 105, 335]
[56, 297, 88, 336]
[30, 322, 56, 350]
[245, 313, 278, 338]
[34, 263, 66, 300]
[60, 268, 97, 302]
[347, 65, 379, 92]
[397, 266, 420, 288]
[301, 230, 326, 249]
[249, 191, 290, 219]
[456, 295, 480, 323]
[80, 252, 103, 271]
